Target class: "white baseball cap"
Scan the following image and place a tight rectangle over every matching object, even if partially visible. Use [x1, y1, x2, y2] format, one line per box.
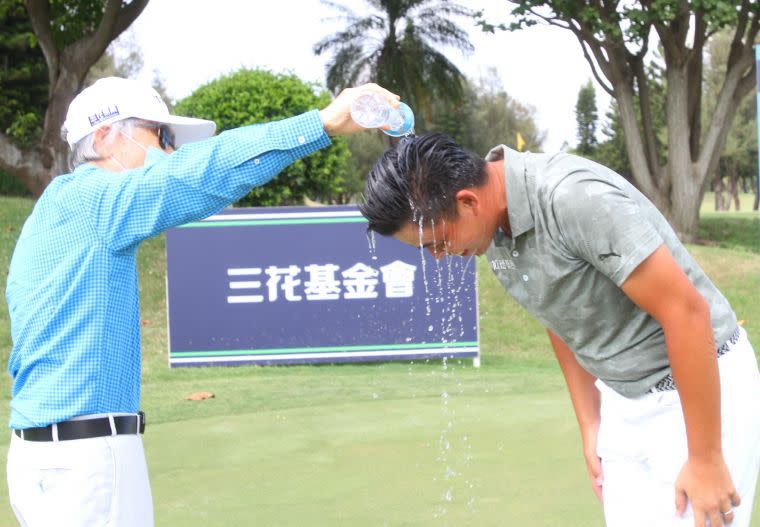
[63, 77, 216, 147]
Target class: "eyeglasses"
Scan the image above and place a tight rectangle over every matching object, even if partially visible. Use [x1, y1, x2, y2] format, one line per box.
[158, 126, 175, 150]
[135, 122, 176, 150]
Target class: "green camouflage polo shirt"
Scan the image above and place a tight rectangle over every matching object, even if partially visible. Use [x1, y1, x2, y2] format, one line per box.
[485, 145, 737, 397]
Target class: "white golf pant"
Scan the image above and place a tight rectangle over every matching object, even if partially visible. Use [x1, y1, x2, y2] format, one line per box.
[596, 327, 760, 527]
[7, 429, 153, 526]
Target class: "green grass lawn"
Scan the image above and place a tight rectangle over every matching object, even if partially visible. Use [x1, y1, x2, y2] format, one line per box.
[700, 192, 760, 254]
[0, 194, 758, 526]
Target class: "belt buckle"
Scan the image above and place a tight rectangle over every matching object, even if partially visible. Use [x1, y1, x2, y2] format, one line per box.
[138, 411, 146, 434]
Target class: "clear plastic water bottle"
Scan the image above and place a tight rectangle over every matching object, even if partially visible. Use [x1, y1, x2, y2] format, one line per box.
[350, 92, 415, 137]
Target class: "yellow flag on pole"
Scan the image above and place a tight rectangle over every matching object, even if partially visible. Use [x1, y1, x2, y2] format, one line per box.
[516, 132, 526, 152]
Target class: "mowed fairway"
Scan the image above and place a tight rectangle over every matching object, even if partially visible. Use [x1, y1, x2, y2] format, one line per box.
[0, 195, 758, 526]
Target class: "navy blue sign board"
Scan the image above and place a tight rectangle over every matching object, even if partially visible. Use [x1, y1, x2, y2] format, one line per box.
[165, 205, 480, 367]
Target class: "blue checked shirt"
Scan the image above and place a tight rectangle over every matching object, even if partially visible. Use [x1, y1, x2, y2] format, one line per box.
[5, 110, 331, 429]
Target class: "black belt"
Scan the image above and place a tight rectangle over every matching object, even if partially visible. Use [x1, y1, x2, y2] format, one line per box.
[652, 326, 741, 392]
[14, 411, 146, 442]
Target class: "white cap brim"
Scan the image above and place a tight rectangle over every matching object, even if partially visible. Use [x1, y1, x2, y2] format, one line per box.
[136, 113, 217, 147]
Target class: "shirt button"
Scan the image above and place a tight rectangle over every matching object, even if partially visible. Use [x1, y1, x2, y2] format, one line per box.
[298, 136, 306, 144]
[254, 158, 260, 165]
[512, 250, 519, 257]
[522, 274, 529, 282]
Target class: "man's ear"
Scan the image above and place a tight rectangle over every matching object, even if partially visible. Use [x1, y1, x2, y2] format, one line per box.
[454, 189, 480, 215]
[93, 125, 113, 157]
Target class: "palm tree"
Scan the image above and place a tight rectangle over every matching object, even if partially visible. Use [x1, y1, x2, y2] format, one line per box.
[314, 0, 474, 129]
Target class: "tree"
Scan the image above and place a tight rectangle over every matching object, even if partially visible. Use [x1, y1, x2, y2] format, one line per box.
[703, 29, 758, 211]
[87, 29, 143, 84]
[575, 79, 597, 155]
[0, 0, 148, 196]
[591, 100, 633, 182]
[340, 131, 387, 203]
[85, 28, 171, 107]
[0, 0, 46, 196]
[422, 69, 545, 156]
[174, 69, 351, 207]
[445, 70, 545, 157]
[590, 60, 668, 183]
[313, 0, 475, 129]
[479, 1, 758, 242]
[0, 1, 48, 150]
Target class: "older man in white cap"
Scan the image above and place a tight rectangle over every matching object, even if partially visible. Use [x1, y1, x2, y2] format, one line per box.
[4, 76, 398, 526]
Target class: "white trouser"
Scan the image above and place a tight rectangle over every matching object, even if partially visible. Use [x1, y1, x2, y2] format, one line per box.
[596, 327, 760, 527]
[7, 429, 153, 526]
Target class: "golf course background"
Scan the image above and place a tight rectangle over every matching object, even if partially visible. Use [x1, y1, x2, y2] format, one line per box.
[0, 194, 757, 526]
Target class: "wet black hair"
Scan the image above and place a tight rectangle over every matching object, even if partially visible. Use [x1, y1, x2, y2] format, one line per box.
[358, 133, 487, 235]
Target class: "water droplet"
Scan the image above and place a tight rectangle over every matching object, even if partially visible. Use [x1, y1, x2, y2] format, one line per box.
[366, 230, 377, 261]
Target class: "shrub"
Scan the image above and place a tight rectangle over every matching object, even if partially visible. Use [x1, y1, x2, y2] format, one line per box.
[174, 69, 350, 206]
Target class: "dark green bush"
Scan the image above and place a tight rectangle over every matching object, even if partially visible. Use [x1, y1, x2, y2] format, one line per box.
[174, 69, 350, 206]
[0, 170, 31, 197]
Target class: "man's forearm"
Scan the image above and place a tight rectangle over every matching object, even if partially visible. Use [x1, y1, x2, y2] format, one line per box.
[547, 329, 600, 442]
[661, 302, 722, 460]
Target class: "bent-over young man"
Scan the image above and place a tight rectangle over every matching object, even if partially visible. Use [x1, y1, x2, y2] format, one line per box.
[359, 133, 760, 527]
